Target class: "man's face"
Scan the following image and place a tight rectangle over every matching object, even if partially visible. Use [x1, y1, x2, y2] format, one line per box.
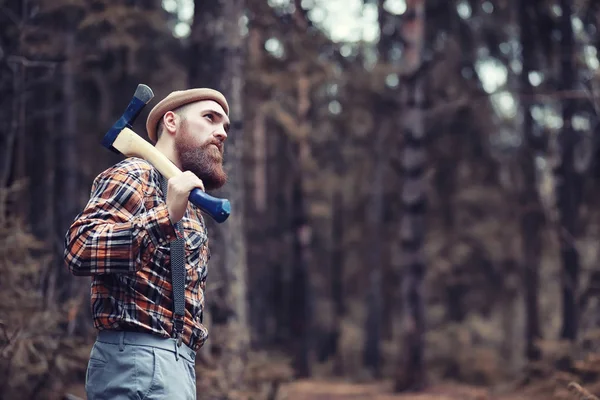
[174, 100, 230, 191]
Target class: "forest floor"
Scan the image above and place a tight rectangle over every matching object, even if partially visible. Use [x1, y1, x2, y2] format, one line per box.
[278, 379, 577, 400]
[61, 378, 589, 400]
[281, 380, 493, 400]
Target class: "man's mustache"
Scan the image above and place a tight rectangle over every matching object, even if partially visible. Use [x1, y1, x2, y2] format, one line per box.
[206, 140, 224, 155]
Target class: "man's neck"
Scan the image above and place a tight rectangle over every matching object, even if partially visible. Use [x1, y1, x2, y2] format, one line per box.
[154, 140, 182, 170]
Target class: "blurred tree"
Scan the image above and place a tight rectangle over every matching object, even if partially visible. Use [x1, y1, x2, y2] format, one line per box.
[363, 0, 397, 379]
[395, 0, 428, 391]
[55, 4, 83, 314]
[556, 0, 583, 341]
[189, 0, 250, 391]
[518, 0, 543, 361]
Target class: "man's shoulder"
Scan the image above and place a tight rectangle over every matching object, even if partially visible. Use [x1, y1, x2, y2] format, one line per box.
[98, 157, 157, 182]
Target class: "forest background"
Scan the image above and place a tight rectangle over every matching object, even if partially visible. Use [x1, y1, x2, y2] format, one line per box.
[3, 0, 600, 399]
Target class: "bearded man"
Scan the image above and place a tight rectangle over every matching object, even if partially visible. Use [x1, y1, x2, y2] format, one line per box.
[64, 88, 230, 400]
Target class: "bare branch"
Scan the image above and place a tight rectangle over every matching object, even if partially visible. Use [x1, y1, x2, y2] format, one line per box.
[7, 55, 59, 69]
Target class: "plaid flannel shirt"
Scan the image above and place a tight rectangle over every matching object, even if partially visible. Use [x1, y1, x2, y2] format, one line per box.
[64, 157, 210, 351]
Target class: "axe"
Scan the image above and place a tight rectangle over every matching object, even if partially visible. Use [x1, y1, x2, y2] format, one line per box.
[101, 84, 231, 223]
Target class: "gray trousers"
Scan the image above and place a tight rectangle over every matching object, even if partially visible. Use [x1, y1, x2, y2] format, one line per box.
[85, 330, 197, 400]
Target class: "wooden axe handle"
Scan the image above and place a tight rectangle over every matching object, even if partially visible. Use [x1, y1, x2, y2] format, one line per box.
[113, 128, 230, 223]
[115, 128, 181, 178]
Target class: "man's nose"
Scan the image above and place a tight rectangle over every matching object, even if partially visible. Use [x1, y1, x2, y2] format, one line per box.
[214, 125, 228, 140]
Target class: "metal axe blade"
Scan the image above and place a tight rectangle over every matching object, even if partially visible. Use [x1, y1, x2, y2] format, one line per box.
[102, 84, 154, 153]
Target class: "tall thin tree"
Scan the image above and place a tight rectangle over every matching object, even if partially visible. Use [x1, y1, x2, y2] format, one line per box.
[395, 0, 428, 391]
[518, 0, 543, 360]
[363, 0, 395, 378]
[556, 0, 582, 341]
[189, 0, 250, 390]
[289, 73, 315, 377]
[55, 12, 80, 309]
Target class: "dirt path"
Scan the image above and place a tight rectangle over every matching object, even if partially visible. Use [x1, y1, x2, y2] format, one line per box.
[279, 380, 535, 400]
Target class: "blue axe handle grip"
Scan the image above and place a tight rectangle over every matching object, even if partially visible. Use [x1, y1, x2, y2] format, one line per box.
[189, 188, 231, 223]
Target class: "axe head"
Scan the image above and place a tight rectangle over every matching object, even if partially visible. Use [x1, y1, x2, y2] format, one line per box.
[102, 84, 154, 153]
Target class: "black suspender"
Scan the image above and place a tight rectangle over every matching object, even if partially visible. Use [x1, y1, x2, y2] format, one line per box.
[159, 175, 186, 347]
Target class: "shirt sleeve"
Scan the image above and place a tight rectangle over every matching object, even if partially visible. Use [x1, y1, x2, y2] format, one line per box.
[64, 167, 177, 276]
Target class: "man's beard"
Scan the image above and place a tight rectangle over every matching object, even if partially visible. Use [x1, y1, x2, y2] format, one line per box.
[175, 123, 227, 191]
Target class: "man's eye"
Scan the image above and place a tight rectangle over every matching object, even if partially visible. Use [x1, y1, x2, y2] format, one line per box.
[204, 114, 214, 121]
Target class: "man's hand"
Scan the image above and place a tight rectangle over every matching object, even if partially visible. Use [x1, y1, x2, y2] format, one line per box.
[166, 171, 205, 224]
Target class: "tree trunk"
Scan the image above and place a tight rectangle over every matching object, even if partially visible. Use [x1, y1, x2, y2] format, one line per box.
[55, 30, 80, 309]
[363, 0, 396, 376]
[500, 258, 520, 373]
[189, 1, 223, 90]
[290, 171, 313, 377]
[363, 118, 387, 378]
[395, 0, 427, 392]
[519, 0, 543, 360]
[248, 106, 268, 346]
[1, 60, 24, 216]
[272, 124, 294, 345]
[11, 62, 28, 217]
[245, 21, 272, 347]
[331, 190, 345, 376]
[289, 75, 315, 378]
[557, 0, 582, 341]
[189, 0, 250, 390]
[28, 74, 57, 306]
[253, 105, 267, 213]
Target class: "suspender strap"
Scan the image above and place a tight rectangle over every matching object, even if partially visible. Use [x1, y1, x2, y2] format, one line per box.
[160, 175, 186, 347]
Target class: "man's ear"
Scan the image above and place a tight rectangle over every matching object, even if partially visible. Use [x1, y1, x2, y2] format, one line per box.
[162, 111, 178, 136]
